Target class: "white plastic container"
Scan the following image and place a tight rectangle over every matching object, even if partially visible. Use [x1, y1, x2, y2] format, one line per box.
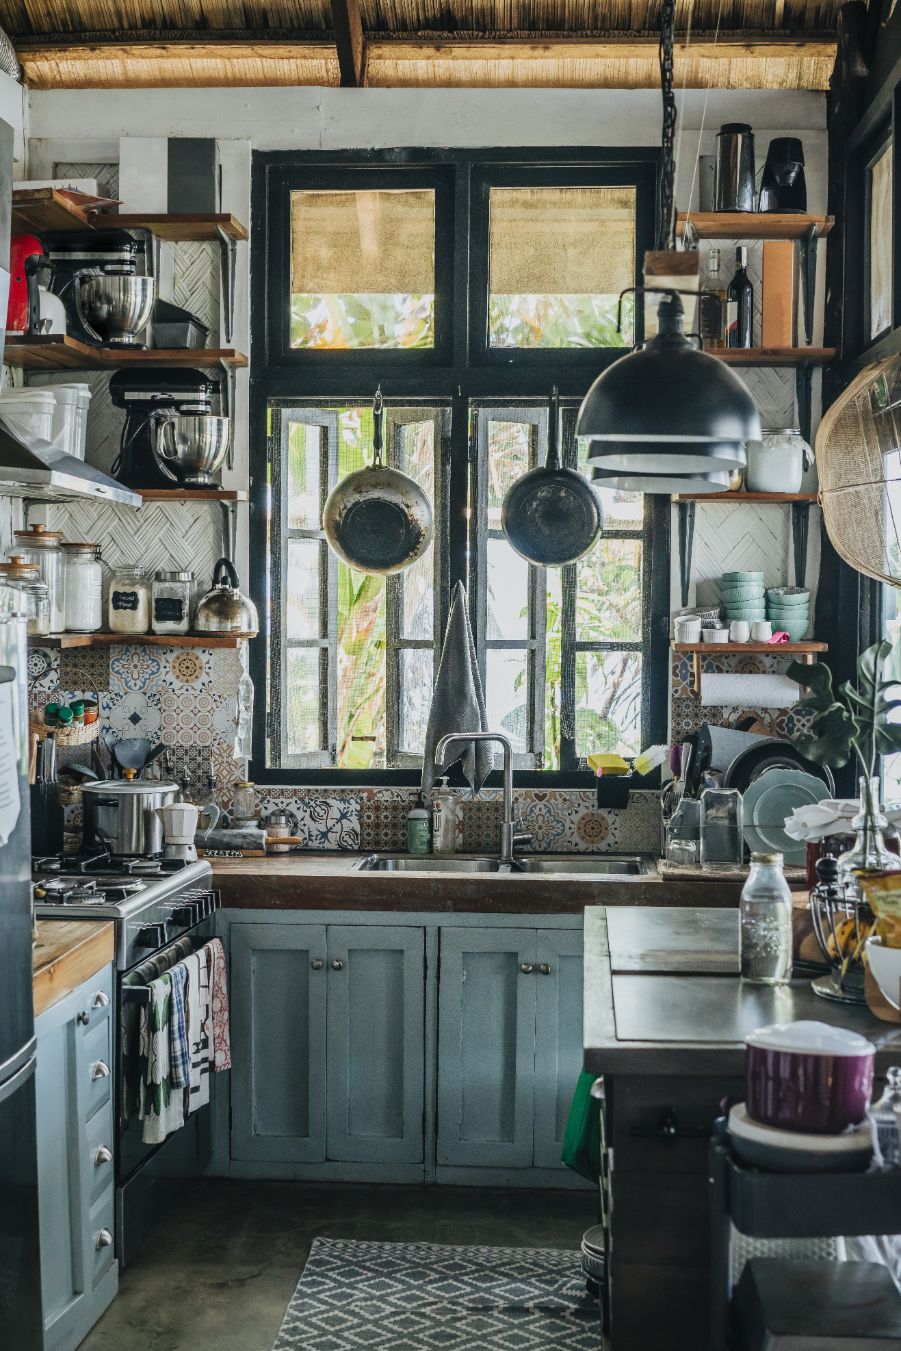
[0, 389, 56, 447]
[46, 383, 92, 460]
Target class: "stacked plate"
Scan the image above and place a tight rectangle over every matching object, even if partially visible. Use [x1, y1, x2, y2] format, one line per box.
[720, 570, 765, 623]
[766, 585, 810, 640]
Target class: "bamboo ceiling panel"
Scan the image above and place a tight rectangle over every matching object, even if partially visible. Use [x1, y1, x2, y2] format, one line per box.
[0, 0, 333, 36]
[19, 42, 340, 89]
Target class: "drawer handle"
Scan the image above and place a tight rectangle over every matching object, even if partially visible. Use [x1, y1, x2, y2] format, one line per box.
[590, 1076, 606, 1103]
[95, 1228, 113, 1251]
[92, 991, 110, 1010]
[311, 959, 324, 971]
[519, 962, 534, 974]
[90, 1061, 111, 1082]
[94, 1145, 113, 1167]
[628, 1109, 710, 1143]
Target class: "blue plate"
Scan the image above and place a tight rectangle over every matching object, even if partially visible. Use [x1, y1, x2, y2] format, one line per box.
[741, 769, 830, 866]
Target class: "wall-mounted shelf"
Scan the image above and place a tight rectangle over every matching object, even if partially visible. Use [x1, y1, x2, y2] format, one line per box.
[676, 494, 815, 608]
[30, 632, 252, 650]
[673, 641, 827, 697]
[672, 491, 818, 504]
[11, 189, 248, 241]
[5, 336, 248, 370]
[707, 347, 835, 367]
[676, 212, 834, 240]
[138, 488, 249, 502]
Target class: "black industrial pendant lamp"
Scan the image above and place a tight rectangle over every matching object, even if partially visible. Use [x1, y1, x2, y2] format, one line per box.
[576, 1, 761, 493]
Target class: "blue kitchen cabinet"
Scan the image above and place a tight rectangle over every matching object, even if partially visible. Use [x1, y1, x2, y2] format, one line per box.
[35, 965, 117, 1351]
[230, 922, 425, 1166]
[533, 928, 585, 1169]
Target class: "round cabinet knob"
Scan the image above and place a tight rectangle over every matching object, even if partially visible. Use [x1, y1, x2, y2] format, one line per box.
[95, 1228, 114, 1251]
[94, 1145, 113, 1167]
[538, 963, 552, 975]
[76, 1010, 90, 1026]
[90, 1060, 111, 1081]
[519, 962, 534, 975]
[331, 959, 344, 971]
[92, 991, 110, 1009]
[311, 959, 324, 971]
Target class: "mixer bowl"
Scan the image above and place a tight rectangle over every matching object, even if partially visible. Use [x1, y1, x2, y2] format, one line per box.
[74, 274, 155, 347]
[152, 414, 231, 485]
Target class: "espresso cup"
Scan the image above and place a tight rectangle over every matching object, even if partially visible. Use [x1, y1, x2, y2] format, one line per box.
[729, 620, 750, 643]
[750, 620, 773, 642]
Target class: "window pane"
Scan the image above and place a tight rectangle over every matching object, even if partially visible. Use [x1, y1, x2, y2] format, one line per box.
[286, 539, 322, 640]
[337, 570, 386, 770]
[575, 651, 642, 757]
[290, 189, 435, 349]
[487, 538, 529, 639]
[286, 419, 322, 530]
[399, 648, 433, 755]
[869, 145, 893, 340]
[577, 538, 643, 643]
[396, 418, 435, 640]
[488, 187, 635, 348]
[286, 648, 320, 759]
[486, 648, 529, 754]
[486, 418, 532, 517]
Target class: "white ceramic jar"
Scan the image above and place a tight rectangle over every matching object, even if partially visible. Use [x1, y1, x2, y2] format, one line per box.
[746, 428, 813, 494]
[62, 542, 103, 632]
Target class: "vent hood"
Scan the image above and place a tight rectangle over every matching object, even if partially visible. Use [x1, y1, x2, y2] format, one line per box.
[0, 420, 141, 508]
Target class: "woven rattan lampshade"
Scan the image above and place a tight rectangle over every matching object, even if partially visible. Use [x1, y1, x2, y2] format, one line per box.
[817, 356, 901, 587]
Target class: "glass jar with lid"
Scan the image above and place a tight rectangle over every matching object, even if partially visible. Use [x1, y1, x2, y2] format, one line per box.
[230, 781, 256, 823]
[151, 570, 194, 636]
[0, 556, 51, 635]
[61, 542, 103, 633]
[746, 428, 813, 494]
[12, 523, 65, 631]
[739, 851, 793, 985]
[108, 565, 150, 635]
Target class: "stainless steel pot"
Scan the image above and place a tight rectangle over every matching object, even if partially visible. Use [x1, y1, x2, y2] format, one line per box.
[322, 388, 433, 575]
[194, 557, 259, 636]
[82, 775, 179, 856]
[152, 413, 231, 485]
[74, 272, 156, 346]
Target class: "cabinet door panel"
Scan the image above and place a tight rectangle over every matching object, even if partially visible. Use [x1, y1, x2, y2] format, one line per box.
[230, 923, 327, 1163]
[36, 1008, 83, 1336]
[534, 928, 584, 1169]
[437, 927, 536, 1168]
[326, 925, 425, 1164]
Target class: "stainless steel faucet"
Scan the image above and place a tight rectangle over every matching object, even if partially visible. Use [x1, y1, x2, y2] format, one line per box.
[434, 730, 520, 863]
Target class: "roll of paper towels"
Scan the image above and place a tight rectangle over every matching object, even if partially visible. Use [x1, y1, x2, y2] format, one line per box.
[700, 673, 801, 709]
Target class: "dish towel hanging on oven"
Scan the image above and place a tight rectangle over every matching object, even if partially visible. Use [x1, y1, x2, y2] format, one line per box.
[123, 934, 194, 1124]
[139, 972, 186, 1145]
[183, 949, 212, 1115]
[206, 938, 232, 1070]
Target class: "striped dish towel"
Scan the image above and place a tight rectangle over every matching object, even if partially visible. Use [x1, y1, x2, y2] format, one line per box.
[168, 962, 190, 1089]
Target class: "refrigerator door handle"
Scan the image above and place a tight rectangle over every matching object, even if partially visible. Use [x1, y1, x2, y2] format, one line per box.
[0, 1052, 35, 1106]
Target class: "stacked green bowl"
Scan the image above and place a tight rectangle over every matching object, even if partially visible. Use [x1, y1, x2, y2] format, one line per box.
[766, 586, 810, 640]
[721, 570, 766, 623]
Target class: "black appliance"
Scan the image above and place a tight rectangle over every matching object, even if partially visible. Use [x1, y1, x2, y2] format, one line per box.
[42, 229, 149, 345]
[32, 853, 218, 1267]
[110, 366, 221, 489]
[758, 136, 807, 213]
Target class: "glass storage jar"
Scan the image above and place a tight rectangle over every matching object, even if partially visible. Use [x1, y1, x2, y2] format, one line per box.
[61, 542, 103, 633]
[230, 781, 256, 822]
[12, 523, 65, 631]
[740, 851, 793, 985]
[0, 557, 51, 635]
[151, 570, 193, 635]
[108, 565, 150, 635]
[700, 787, 744, 867]
[746, 427, 813, 494]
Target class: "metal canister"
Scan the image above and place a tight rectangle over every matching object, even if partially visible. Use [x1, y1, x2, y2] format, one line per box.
[714, 123, 755, 212]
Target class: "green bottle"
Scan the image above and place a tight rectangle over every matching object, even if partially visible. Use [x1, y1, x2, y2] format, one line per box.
[406, 796, 432, 855]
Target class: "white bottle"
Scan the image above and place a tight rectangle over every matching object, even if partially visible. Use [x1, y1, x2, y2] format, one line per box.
[432, 777, 458, 855]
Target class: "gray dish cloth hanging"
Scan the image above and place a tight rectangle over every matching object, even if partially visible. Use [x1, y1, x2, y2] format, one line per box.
[421, 581, 493, 794]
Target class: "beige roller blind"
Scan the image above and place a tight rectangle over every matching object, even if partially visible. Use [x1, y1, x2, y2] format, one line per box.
[489, 186, 636, 296]
[291, 189, 436, 295]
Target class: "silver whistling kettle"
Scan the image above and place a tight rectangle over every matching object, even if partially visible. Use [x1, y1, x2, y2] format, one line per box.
[194, 558, 259, 636]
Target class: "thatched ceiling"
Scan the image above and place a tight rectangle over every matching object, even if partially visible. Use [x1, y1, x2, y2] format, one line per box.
[0, 1, 843, 91]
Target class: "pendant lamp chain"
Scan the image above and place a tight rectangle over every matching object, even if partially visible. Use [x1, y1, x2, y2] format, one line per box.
[657, 0, 678, 252]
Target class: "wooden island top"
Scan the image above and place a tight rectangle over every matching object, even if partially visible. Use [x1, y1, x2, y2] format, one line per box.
[33, 919, 115, 1017]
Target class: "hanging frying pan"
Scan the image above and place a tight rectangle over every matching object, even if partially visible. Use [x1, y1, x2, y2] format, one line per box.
[501, 387, 604, 566]
[322, 387, 434, 575]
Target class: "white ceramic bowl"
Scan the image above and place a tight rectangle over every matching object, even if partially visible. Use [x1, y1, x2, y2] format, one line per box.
[703, 626, 730, 643]
[866, 935, 901, 1009]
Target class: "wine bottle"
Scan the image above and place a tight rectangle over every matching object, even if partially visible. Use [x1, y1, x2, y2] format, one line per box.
[699, 247, 727, 346]
[726, 246, 753, 349]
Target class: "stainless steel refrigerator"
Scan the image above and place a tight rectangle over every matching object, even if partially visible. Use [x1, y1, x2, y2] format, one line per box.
[0, 112, 43, 1349]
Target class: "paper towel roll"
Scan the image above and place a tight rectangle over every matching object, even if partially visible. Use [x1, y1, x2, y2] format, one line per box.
[700, 673, 801, 709]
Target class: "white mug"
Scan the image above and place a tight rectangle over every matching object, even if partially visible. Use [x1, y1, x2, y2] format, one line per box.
[674, 617, 702, 643]
[729, 620, 750, 643]
[750, 620, 773, 642]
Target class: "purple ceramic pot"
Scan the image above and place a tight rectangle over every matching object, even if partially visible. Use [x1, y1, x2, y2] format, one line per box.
[745, 1021, 875, 1134]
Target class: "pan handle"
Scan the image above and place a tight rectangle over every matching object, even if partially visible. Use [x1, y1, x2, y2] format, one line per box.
[371, 386, 384, 468]
[546, 385, 560, 472]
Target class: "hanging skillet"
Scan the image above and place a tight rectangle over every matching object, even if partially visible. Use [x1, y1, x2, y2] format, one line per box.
[501, 387, 604, 566]
[322, 387, 434, 575]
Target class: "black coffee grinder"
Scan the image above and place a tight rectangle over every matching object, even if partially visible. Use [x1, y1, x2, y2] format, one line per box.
[758, 137, 807, 213]
[42, 229, 150, 343]
[110, 367, 221, 489]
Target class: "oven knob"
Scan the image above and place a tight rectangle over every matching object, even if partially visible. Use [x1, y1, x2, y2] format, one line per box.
[170, 904, 198, 926]
[135, 922, 168, 948]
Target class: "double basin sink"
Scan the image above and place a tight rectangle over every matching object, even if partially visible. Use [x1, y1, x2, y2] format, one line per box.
[355, 853, 651, 875]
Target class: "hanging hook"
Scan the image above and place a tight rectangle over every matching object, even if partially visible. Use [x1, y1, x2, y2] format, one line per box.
[372, 385, 384, 466]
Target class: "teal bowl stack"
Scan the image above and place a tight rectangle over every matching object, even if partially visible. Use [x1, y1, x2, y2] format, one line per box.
[720, 570, 766, 624]
[766, 586, 811, 640]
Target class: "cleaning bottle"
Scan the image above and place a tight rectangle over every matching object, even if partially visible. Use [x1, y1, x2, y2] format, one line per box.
[406, 795, 432, 855]
[432, 777, 458, 855]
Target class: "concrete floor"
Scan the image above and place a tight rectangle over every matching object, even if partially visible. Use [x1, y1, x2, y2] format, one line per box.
[80, 1181, 596, 1351]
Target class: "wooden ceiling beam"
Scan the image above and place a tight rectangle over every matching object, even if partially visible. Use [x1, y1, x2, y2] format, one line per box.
[330, 0, 366, 87]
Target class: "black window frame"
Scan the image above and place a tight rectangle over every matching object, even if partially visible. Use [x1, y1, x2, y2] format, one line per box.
[249, 146, 668, 788]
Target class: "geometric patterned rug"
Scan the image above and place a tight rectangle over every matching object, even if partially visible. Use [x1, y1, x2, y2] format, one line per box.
[272, 1239, 601, 1349]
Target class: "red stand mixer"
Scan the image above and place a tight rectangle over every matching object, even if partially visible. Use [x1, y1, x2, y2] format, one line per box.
[7, 233, 45, 335]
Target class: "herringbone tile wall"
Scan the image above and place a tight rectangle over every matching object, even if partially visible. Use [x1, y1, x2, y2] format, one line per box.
[43, 499, 224, 581]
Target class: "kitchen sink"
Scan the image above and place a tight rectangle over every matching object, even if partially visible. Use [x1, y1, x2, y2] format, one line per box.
[355, 853, 651, 875]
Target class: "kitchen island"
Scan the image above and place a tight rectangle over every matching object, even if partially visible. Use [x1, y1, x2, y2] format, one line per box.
[583, 905, 901, 1351]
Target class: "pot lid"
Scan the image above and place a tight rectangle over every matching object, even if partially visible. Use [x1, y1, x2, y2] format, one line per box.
[745, 1020, 875, 1057]
[82, 779, 179, 795]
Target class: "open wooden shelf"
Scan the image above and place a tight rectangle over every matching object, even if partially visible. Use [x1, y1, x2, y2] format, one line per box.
[5, 336, 248, 370]
[672, 491, 819, 503]
[707, 347, 835, 367]
[676, 212, 834, 240]
[673, 642, 827, 654]
[12, 189, 248, 241]
[138, 488, 249, 502]
[30, 632, 253, 649]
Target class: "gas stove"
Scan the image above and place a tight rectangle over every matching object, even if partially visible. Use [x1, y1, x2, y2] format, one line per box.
[32, 853, 217, 971]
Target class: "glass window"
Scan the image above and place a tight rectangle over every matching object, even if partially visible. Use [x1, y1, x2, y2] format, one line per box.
[290, 189, 436, 349]
[869, 143, 893, 341]
[487, 186, 636, 348]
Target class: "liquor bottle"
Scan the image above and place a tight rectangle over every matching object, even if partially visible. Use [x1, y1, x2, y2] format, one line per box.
[699, 247, 727, 346]
[726, 246, 753, 348]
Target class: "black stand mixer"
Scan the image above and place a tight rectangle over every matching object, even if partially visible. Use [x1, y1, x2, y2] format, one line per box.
[42, 229, 155, 347]
[110, 368, 229, 490]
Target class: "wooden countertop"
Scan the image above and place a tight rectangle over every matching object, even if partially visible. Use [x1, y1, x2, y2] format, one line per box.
[583, 906, 901, 1078]
[33, 919, 115, 1018]
[210, 854, 750, 913]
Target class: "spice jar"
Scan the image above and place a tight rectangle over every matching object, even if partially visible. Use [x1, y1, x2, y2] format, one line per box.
[62, 542, 103, 633]
[108, 566, 150, 635]
[12, 524, 65, 631]
[230, 781, 256, 822]
[151, 570, 194, 636]
[0, 557, 51, 635]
